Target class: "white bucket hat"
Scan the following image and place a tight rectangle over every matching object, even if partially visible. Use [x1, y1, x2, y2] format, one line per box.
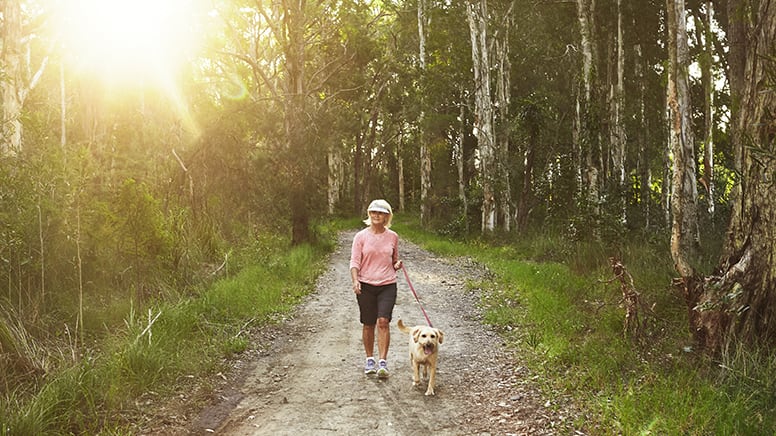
[367, 199, 392, 214]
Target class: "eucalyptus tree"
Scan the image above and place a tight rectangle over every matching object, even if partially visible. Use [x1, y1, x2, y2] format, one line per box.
[466, 0, 516, 233]
[283, 0, 314, 244]
[309, 2, 423, 217]
[611, 0, 626, 223]
[379, 0, 471, 226]
[418, 0, 432, 224]
[492, 1, 516, 232]
[666, 0, 700, 284]
[689, 0, 776, 352]
[574, 0, 602, 219]
[693, 1, 717, 216]
[466, 0, 495, 232]
[0, 0, 25, 155]
[0, 0, 49, 156]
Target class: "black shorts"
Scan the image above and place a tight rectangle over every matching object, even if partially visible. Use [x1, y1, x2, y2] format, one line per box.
[356, 282, 397, 325]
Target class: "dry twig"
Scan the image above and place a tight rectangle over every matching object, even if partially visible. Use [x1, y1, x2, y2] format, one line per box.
[608, 257, 648, 339]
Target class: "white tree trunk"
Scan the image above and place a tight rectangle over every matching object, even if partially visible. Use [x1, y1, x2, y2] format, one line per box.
[456, 97, 467, 225]
[577, 0, 594, 103]
[1, 0, 24, 155]
[1, 1, 48, 156]
[418, 0, 427, 71]
[611, 0, 627, 223]
[467, 0, 496, 233]
[418, 0, 432, 225]
[574, 93, 583, 191]
[663, 100, 672, 227]
[494, 9, 513, 232]
[576, 0, 600, 213]
[327, 147, 342, 215]
[702, 1, 716, 215]
[667, 0, 699, 278]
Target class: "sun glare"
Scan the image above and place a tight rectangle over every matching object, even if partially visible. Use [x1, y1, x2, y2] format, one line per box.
[58, 0, 202, 87]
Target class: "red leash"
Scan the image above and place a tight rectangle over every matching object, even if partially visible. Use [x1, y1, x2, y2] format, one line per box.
[400, 264, 434, 327]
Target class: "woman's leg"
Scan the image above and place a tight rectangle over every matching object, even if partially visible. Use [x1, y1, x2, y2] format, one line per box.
[362, 324, 376, 357]
[376, 317, 390, 360]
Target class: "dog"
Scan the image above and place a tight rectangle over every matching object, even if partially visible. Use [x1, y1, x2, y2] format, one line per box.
[397, 319, 444, 396]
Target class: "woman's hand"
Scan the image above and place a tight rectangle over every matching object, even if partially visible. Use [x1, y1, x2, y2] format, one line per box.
[394, 260, 403, 270]
[353, 281, 362, 295]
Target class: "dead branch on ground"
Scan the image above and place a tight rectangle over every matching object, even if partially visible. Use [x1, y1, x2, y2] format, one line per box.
[607, 257, 651, 340]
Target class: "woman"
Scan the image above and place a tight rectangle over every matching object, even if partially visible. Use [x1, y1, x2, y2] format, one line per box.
[350, 199, 402, 378]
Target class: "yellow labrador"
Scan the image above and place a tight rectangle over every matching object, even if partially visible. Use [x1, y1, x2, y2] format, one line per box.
[397, 319, 444, 396]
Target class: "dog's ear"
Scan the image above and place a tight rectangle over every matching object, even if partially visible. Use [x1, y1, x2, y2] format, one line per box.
[412, 328, 421, 343]
[436, 329, 444, 344]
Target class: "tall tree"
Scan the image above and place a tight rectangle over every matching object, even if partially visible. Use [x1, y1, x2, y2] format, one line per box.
[283, 0, 312, 244]
[1, 0, 25, 155]
[418, 0, 432, 225]
[455, 94, 468, 225]
[692, 0, 776, 351]
[666, 0, 699, 283]
[697, 1, 716, 216]
[1, 0, 48, 155]
[493, 0, 515, 232]
[467, 0, 497, 232]
[575, 0, 601, 219]
[610, 0, 627, 223]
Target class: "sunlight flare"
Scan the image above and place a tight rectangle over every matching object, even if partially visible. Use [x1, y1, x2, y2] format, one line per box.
[56, 0, 203, 86]
[55, 0, 206, 136]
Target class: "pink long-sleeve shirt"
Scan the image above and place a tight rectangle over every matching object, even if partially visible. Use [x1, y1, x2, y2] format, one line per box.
[350, 228, 399, 286]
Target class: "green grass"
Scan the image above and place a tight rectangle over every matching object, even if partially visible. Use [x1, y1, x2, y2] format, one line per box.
[395, 218, 776, 435]
[4, 216, 774, 434]
[0, 229, 334, 435]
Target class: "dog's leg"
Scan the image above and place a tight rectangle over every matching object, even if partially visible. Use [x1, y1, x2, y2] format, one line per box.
[425, 363, 436, 396]
[411, 356, 421, 386]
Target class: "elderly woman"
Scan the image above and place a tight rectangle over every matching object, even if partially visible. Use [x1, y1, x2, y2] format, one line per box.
[350, 199, 402, 378]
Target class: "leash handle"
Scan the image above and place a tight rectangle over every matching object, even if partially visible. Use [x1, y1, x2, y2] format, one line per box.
[400, 264, 433, 327]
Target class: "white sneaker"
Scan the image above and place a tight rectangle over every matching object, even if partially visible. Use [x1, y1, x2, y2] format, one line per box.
[364, 357, 377, 375]
[376, 359, 389, 378]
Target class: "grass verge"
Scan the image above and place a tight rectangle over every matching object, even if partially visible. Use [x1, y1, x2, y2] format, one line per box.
[394, 217, 776, 434]
[0, 225, 337, 435]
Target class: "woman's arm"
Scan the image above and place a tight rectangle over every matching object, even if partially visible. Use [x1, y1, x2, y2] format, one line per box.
[351, 267, 361, 294]
[392, 233, 402, 270]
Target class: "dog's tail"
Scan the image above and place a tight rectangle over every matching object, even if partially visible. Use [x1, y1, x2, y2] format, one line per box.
[397, 319, 412, 334]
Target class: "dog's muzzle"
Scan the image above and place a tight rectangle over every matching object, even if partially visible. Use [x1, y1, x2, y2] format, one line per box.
[423, 343, 435, 355]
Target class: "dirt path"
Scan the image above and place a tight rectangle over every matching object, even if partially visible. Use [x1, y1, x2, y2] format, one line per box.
[143, 231, 581, 435]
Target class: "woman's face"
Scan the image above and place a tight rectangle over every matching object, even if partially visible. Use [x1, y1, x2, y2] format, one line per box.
[369, 210, 389, 225]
